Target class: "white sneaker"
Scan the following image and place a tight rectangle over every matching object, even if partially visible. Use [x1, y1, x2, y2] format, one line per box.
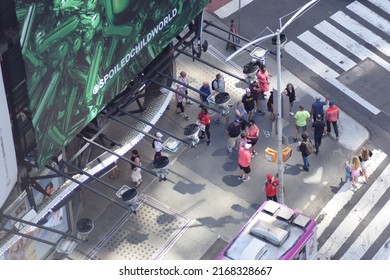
[242, 176, 250, 182]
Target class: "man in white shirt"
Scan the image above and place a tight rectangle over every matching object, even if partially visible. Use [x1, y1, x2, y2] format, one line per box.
[153, 132, 164, 160]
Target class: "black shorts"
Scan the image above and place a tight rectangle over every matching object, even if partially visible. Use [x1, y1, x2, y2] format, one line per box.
[239, 164, 251, 174]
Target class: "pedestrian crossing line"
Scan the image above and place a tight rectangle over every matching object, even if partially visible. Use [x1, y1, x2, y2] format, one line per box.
[330, 11, 390, 58]
[284, 41, 381, 115]
[341, 197, 390, 260]
[214, 0, 254, 19]
[314, 21, 390, 72]
[372, 238, 390, 260]
[347, 1, 390, 37]
[317, 162, 390, 260]
[368, 0, 390, 15]
[297, 31, 356, 71]
[316, 149, 387, 238]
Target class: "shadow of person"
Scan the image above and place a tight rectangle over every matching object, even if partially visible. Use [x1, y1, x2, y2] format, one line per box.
[221, 174, 243, 187]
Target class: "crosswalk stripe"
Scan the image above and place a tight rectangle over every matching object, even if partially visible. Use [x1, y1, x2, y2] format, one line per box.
[341, 198, 390, 259]
[372, 238, 390, 260]
[318, 163, 390, 260]
[284, 41, 381, 115]
[316, 149, 387, 238]
[314, 21, 390, 72]
[214, 0, 254, 19]
[331, 11, 390, 57]
[297, 31, 356, 71]
[368, 0, 390, 15]
[347, 1, 390, 36]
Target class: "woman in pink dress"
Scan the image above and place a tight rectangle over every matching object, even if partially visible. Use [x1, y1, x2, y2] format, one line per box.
[256, 63, 271, 93]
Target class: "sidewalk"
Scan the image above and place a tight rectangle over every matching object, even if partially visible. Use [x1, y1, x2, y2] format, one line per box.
[72, 11, 369, 260]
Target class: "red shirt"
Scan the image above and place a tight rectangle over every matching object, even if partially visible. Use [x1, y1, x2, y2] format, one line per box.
[238, 147, 251, 167]
[197, 112, 211, 125]
[265, 179, 278, 197]
[326, 106, 339, 122]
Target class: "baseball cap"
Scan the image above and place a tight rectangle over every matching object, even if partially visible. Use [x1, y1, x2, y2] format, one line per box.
[316, 96, 321, 101]
[244, 143, 252, 149]
[266, 174, 273, 180]
[316, 114, 322, 120]
[156, 132, 163, 138]
[234, 118, 241, 123]
[329, 101, 335, 106]
[245, 88, 251, 94]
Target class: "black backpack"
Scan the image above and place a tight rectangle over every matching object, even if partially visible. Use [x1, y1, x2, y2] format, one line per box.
[211, 79, 219, 91]
[152, 140, 156, 149]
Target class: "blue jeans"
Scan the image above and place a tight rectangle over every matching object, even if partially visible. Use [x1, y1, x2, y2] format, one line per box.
[302, 155, 310, 170]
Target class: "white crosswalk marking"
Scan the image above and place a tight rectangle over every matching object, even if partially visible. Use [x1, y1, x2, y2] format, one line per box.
[372, 238, 390, 260]
[341, 198, 390, 259]
[318, 163, 390, 260]
[314, 21, 390, 72]
[347, 1, 390, 36]
[368, 0, 390, 14]
[331, 11, 390, 57]
[297, 31, 356, 71]
[284, 41, 380, 115]
[214, 0, 255, 19]
[316, 149, 387, 238]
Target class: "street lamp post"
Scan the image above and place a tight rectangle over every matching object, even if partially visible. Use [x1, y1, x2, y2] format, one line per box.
[275, 29, 284, 204]
[226, 0, 318, 205]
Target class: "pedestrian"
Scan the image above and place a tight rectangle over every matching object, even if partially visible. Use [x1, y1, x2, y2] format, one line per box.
[299, 132, 312, 171]
[225, 118, 241, 153]
[245, 120, 259, 156]
[238, 131, 248, 148]
[358, 147, 373, 183]
[130, 150, 142, 188]
[293, 104, 311, 142]
[350, 155, 361, 191]
[282, 83, 296, 115]
[199, 81, 211, 105]
[235, 101, 248, 130]
[238, 143, 252, 182]
[212, 73, 229, 125]
[325, 101, 340, 140]
[310, 96, 328, 122]
[256, 63, 271, 94]
[264, 174, 278, 202]
[197, 107, 211, 145]
[242, 88, 257, 121]
[249, 80, 266, 115]
[152, 132, 164, 160]
[211, 73, 225, 93]
[175, 87, 190, 120]
[267, 91, 275, 121]
[177, 71, 192, 105]
[311, 114, 326, 154]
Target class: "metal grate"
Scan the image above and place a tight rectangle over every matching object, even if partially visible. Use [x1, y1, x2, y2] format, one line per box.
[90, 196, 193, 260]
